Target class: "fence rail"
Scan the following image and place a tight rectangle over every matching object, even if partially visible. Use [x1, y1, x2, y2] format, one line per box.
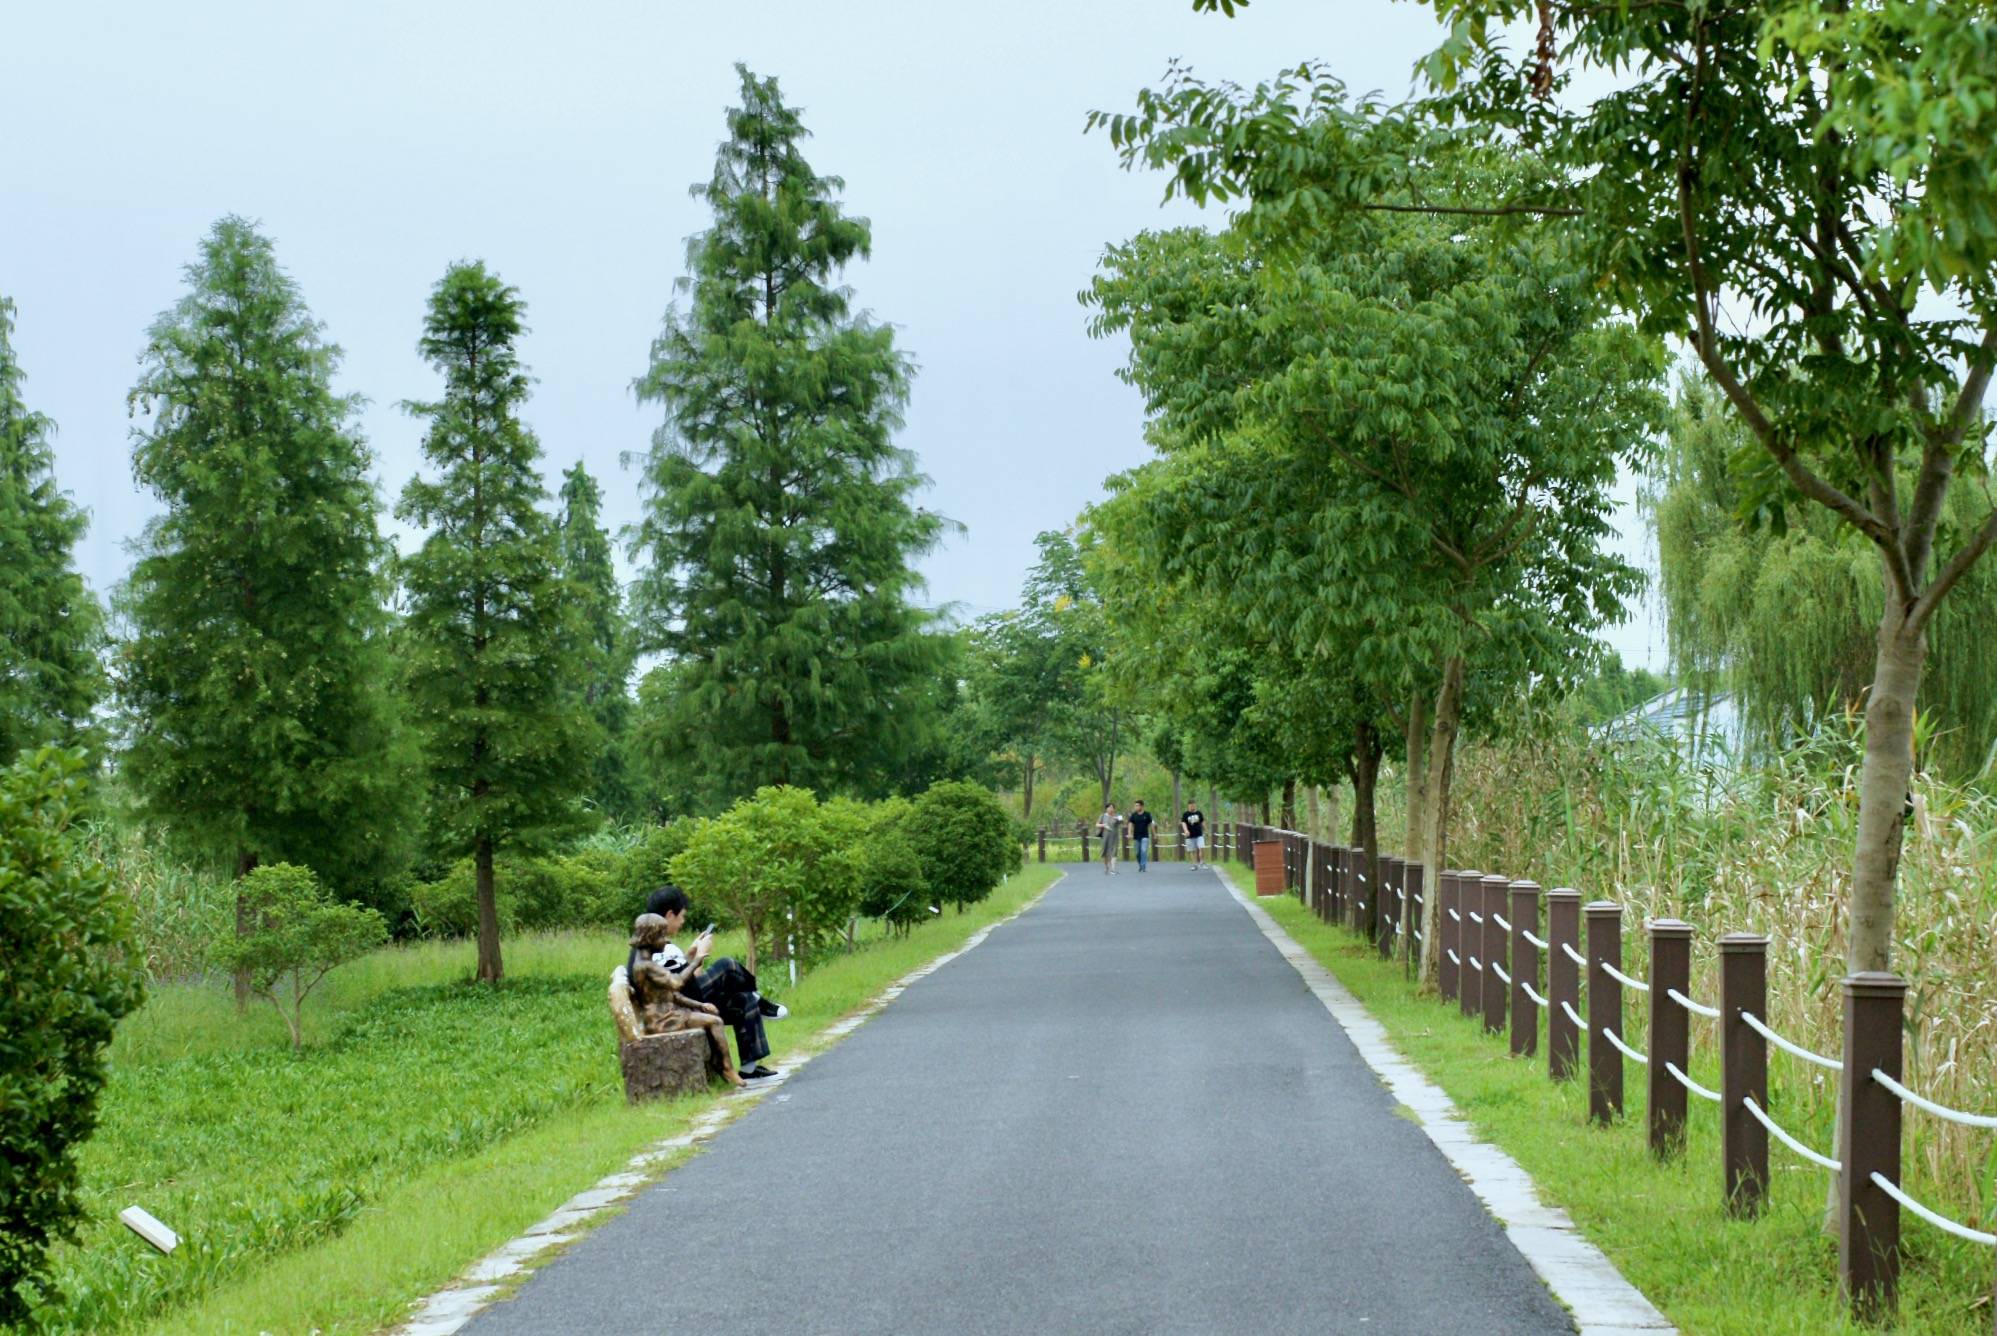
[1224, 820, 1997, 1327]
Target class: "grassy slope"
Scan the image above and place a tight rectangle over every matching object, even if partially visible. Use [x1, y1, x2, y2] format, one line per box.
[34, 866, 1060, 1336]
[1223, 862, 1994, 1336]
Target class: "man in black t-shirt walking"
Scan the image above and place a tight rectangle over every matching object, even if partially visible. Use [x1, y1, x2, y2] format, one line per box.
[1181, 802, 1207, 868]
[1129, 801, 1155, 871]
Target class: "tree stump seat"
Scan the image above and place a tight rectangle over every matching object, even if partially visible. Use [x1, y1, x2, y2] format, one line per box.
[609, 965, 726, 1103]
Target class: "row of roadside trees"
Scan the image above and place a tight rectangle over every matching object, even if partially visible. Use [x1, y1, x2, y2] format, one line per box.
[0, 65, 972, 987]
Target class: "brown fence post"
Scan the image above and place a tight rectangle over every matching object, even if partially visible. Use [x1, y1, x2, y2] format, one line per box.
[1586, 901, 1623, 1123]
[1648, 919, 1693, 1159]
[1458, 870, 1484, 1022]
[1720, 932, 1769, 1217]
[1482, 874, 1510, 1037]
[1838, 971, 1906, 1321]
[1509, 880, 1540, 1057]
[1403, 863, 1425, 975]
[1547, 889, 1582, 1081]
[1037, 829, 1046, 863]
[1080, 825, 1091, 864]
[1378, 856, 1400, 960]
[1438, 872, 1459, 1004]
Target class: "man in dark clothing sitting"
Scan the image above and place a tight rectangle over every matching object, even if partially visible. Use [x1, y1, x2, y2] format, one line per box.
[644, 885, 786, 1080]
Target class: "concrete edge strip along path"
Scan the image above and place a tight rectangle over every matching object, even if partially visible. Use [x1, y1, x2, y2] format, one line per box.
[391, 871, 1069, 1336]
[1219, 876, 1677, 1336]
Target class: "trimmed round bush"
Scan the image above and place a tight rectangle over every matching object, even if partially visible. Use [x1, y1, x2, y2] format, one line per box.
[906, 780, 1016, 911]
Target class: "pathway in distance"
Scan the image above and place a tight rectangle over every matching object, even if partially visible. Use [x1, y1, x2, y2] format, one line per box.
[468, 860, 1575, 1335]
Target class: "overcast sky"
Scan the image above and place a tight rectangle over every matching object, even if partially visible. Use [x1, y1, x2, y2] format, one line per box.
[5, 0, 1663, 669]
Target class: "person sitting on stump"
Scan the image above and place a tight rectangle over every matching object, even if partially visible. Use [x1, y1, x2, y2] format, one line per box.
[644, 885, 785, 1081]
[626, 914, 745, 1088]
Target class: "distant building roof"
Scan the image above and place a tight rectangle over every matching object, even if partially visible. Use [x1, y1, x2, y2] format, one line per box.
[1597, 687, 1743, 761]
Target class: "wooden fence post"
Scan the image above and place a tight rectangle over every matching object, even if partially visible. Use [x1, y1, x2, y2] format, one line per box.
[1458, 869, 1484, 1022]
[1081, 825, 1091, 864]
[1720, 932, 1769, 1217]
[1379, 856, 1400, 960]
[1586, 900, 1623, 1123]
[1509, 880, 1540, 1057]
[1481, 874, 1509, 1037]
[1648, 918, 1693, 1159]
[1438, 872, 1459, 1004]
[1547, 889, 1582, 1082]
[1404, 863, 1425, 975]
[1839, 971, 1906, 1322]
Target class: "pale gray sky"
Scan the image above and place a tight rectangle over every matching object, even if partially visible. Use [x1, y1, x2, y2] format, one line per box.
[4, 0, 1663, 669]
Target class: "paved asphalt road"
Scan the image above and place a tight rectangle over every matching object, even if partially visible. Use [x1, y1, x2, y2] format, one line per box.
[469, 861, 1574, 1335]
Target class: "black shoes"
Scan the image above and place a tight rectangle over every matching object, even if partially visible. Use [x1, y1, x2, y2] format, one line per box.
[740, 1065, 780, 1080]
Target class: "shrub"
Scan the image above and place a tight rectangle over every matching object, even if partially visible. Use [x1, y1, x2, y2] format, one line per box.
[907, 780, 1016, 911]
[0, 750, 146, 1324]
[671, 787, 835, 972]
[209, 864, 389, 1051]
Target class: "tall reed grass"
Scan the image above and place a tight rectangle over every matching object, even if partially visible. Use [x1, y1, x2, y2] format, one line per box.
[1443, 720, 1997, 1243]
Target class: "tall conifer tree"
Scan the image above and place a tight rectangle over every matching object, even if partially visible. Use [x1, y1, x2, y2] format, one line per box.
[557, 462, 637, 820]
[118, 219, 412, 961]
[632, 65, 950, 806]
[0, 296, 104, 763]
[398, 263, 594, 982]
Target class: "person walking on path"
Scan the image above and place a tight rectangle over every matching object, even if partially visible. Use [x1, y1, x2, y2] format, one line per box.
[1096, 803, 1123, 875]
[1128, 800, 1154, 871]
[1181, 801, 1207, 868]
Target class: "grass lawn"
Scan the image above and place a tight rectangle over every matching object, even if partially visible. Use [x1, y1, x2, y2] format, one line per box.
[31, 865, 1062, 1335]
[1223, 862, 1996, 1336]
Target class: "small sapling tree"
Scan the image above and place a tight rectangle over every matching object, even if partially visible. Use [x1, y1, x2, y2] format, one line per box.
[212, 863, 387, 1052]
[670, 786, 824, 973]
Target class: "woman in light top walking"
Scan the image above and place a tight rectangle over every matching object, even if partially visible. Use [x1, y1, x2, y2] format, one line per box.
[1096, 803, 1123, 875]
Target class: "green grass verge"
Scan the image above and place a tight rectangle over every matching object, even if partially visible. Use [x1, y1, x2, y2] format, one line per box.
[1223, 863, 1995, 1336]
[32, 865, 1061, 1335]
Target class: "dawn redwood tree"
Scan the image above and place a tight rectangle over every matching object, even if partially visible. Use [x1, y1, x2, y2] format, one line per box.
[398, 262, 596, 983]
[0, 296, 103, 763]
[119, 218, 412, 999]
[1114, 0, 1997, 984]
[557, 462, 638, 821]
[631, 65, 950, 806]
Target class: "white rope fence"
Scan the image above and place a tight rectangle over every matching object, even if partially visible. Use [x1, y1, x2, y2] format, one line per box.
[1603, 1027, 1648, 1065]
[1666, 987, 1720, 1019]
[1446, 949, 1460, 965]
[1561, 942, 1587, 968]
[1560, 999, 1587, 1031]
[1741, 1096, 1841, 1171]
[1468, 955, 1483, 972]
[1447, 908, 1460, 922]
[1740, 1013, 1842, 1072]
[1468, 911, 1483, 925]
[1521, 979, 1549, 1008]
[1869, 1174, 1997, 1246]
[1491, 962, 1512, 985]
[1491, 913, 1511, 932]
[1601, 961, 1650, 992]
[1521, 929, 1548, 951]
[1870, 1069, 1997, 1129]
[1665, 1061, 1722, 1103]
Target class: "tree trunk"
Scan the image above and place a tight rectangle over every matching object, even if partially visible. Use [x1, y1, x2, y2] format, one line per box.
[1417, 655, 1467, 987]
[1327, 782, 1343, 849]
[1306, 785, 1320, 840]
[1849, 593, 1925, 973]
[1259, 797, 1272, 824]
[233, 847, 257, 1012]
[1352, 724, 1382, 926]
[1022, 753, 1036, 818]
[474, 834, 503, 983]
[1281, 776, 1297, 831]
[744, 920, 759, 976]
[1170, 768, 1183, 834]
[1405, 688, 1430, 865]
[1825, 579, 1930, 1226]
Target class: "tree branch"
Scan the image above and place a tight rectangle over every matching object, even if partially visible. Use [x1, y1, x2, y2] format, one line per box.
[1911, 505, 1997, 632]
